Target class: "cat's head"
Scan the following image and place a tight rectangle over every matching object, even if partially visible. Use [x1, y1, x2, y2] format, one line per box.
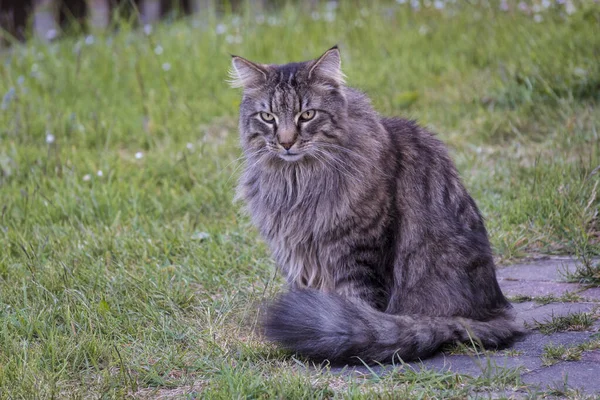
[230, 47, 348, 163]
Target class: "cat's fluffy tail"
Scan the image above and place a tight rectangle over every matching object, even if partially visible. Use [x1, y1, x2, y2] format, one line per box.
[263, 290, 522, 364]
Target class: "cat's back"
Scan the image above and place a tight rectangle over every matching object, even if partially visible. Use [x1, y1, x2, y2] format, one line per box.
[379, 116, 458, 182]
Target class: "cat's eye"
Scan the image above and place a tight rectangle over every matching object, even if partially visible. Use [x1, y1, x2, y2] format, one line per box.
[299, 110, 316, 121]
[260, 112, 275, 123]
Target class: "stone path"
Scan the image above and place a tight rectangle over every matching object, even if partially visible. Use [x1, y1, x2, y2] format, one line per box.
[330, 257, 600, 396]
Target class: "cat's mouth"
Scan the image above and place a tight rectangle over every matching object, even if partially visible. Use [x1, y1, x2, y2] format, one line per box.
[279, 152, 305, 162]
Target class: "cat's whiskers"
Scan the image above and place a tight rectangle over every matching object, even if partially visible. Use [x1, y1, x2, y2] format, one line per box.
[311, 144, 361, 175]
[317, 142, 389, 178]
[310, 147, 361, 185]
[226, 148, 268, 184]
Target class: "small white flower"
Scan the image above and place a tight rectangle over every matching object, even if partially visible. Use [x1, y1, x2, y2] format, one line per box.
[542, 0, 551, 7]
[225, 35, 235, 44]
[500, 0, 509, 11]
[46, 29, 58, 40]
[186, 142, 194, 150]
[267, 16, 279, 25]
[534, 14, 543, 22]
[434, 0, 444, 9]
[83, 174, 91, 182]
[255, 14, 265, 24]
[565, 0, 576, 14]
[232, 16, 241, 26]
[191, 231, 210, 241]
[31, 64, 39, 73]
[144, 24, 153, 35]
[215, 23, 226, 35]
[324, 11, 336, 22]
[311, 11, 320, 20]
[45, 132, 55, 144]
[397, 0, 407, 3]
[518, 2, 528, 12]
[418, 25, 429, 35]
[135, 152, 144, 159]
[154, 45, 163, 55]
[85, 35, 94, 45]
[411, 0, 421, 10]
[326, 1, 338, 10]
[97, 170, 103, 177]
[17, 76, 25, 85]
[162, 63, 171, 71]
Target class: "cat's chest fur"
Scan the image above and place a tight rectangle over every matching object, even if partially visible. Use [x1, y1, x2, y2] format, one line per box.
[239, 165, 353, 289]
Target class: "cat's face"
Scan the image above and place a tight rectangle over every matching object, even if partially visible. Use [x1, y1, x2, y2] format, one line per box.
[231, 47, 348, 163]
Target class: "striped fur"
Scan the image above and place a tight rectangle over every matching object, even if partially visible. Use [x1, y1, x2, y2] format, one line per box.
[231, 47, 523, 364]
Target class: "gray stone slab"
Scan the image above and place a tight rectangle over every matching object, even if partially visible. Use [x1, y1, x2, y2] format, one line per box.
[511, 301, 538, 313]
[522, 361, 600, 394]
[581, 350, 600, 362]
[500, 280, 581, 297]
[579, 287, 600, 301]
[512, 332, 596, 356]
[412, 353, 542, 377]
[328, 354, 541, 379]
[497, 258, 580, 282]
[515, 302, 596, 326]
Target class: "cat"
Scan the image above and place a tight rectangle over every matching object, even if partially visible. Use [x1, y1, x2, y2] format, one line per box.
[230, 46, 523, 364]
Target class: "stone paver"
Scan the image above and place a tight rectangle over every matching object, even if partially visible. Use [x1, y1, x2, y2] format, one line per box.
[414, 353, 542, 377]
[581, 350, 600, 362]
[512, 332, 596, 356]
[579, 287, 600, 301]
[496, 257, 580, 282]
[500, 280, 580, 297]
[522, 361, 600, 393]
[326, 257, 600, 395]
[513, 301, 597, 326]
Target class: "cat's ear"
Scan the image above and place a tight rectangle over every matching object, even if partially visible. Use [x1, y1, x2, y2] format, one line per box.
[308, 45, 345, 85]
[229, 56, 268, 89]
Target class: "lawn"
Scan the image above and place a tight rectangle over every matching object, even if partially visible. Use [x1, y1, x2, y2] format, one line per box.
[0, 0, 599, 398]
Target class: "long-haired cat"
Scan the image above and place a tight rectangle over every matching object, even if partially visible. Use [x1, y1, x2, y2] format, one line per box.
[230, 46, 522, 364]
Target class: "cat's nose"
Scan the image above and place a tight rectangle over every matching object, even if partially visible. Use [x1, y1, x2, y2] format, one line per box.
[280, 142, 294, 150]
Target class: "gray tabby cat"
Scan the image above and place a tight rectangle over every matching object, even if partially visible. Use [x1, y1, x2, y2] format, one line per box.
[230, 46, 522, 364]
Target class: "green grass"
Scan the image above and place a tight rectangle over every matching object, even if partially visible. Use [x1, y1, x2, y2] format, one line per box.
[1, 0, 600, 397]
[508, 292, 583, 305]
[541, 335, 600, 366]
[541, 343, 584, 366]
[565, 256, 600, 286]
[531, 312, 596, 335]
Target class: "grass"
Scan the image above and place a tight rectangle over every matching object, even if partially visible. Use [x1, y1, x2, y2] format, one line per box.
[531, 312, 596, 335]
[541, 334, 600, 366]
[0, 0, 599, 397]
[533, 293, 583, 305]
[541, 344, 584, 366]
[508, 292, 583, 305]
[565, 255, 600, 286]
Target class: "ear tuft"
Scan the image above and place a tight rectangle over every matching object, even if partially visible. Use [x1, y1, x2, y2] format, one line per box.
[228, 56, 268, 89]
[308, 46, 345, 85]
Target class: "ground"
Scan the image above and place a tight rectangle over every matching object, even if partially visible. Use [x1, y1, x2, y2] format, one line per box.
[0, 1, 599, 398]
[330, 257, 600, 398]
